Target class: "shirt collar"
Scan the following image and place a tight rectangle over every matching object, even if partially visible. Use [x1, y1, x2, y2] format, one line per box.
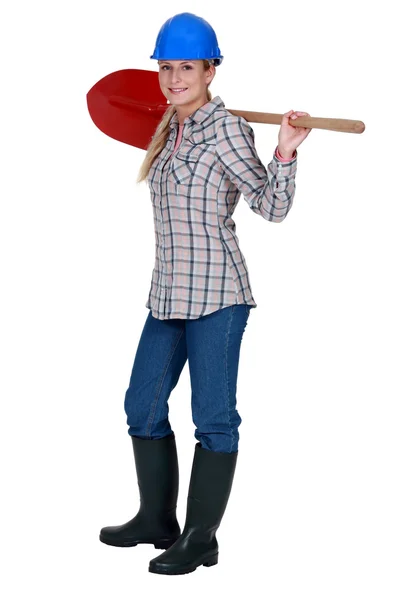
[169, 96, 225, 128]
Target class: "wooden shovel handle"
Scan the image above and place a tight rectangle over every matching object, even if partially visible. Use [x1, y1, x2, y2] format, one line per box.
[228, 109, 365, 134]
[109, 96, 365, 134]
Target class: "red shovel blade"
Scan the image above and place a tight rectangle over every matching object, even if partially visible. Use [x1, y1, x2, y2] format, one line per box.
[86, 69, 169, 150]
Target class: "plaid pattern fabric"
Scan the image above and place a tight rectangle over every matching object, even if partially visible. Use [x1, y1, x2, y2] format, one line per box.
[145, 96, 297, 320]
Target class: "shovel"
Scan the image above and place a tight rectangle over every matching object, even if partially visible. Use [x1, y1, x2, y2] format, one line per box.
[86, 68, 365, 150]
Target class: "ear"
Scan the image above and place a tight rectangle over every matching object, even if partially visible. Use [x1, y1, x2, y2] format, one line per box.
[205, 64, 216, 85]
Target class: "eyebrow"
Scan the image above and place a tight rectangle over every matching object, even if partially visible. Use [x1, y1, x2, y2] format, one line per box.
[158, 61, 194, 65]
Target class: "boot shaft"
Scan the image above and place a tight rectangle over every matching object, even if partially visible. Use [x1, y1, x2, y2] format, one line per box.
[185, 443, 238, 529]
[132, 434, 179, 512]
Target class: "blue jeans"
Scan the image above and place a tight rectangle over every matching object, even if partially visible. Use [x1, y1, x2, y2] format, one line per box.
[124, 304, 252, 453]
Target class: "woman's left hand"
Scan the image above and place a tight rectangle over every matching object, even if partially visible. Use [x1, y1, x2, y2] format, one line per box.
[278, 110, 312, 156]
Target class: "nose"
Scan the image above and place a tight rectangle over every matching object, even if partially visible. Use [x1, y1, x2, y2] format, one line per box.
[170, 69, 182, 84]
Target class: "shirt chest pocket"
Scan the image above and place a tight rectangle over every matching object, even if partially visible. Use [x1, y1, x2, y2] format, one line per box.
[169, 145, 214, 186]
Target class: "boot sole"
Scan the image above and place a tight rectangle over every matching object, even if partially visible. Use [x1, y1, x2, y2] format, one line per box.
[148, 553, 219, 575]
[99, 534, 177, 549]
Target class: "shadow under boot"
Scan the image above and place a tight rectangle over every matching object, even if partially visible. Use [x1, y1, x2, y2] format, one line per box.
[99, 433, 180, 549]
[149, 442, 238, 575]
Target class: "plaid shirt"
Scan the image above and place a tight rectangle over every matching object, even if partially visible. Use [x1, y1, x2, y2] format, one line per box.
[145, 95, 298, 320]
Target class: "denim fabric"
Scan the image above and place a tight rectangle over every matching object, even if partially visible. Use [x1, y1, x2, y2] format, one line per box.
[124, 304, 252, 453]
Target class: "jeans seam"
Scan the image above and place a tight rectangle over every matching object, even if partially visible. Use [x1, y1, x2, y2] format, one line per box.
[224, 306, 235, 453]
[145, 327, 185, 437]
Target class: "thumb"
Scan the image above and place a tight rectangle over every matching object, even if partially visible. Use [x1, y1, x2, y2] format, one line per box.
[282, 109, 295, 123]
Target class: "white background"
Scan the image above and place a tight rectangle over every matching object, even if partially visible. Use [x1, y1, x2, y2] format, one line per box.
[1, 0, 399, 598]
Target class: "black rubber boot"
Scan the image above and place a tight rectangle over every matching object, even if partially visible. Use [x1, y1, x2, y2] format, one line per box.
[99, 433, 181, 549]
[149, 442, 238, 575]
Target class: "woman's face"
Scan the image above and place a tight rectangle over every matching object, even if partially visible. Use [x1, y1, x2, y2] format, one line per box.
[158, 60, 215, 107]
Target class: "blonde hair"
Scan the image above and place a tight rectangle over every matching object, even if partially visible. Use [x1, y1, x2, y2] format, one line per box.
[137, 60, 214, 183]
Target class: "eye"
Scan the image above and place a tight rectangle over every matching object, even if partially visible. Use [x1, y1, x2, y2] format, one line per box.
[160, 64, 193, 71]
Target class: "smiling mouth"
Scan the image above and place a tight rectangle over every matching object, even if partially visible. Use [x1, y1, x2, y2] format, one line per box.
[169, 88, 188, 93]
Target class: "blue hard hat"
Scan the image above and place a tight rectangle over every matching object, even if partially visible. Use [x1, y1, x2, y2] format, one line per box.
[150, 12, 223, 65]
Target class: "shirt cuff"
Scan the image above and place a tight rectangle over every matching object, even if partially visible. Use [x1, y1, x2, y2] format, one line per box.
[275, 146, 297, 162]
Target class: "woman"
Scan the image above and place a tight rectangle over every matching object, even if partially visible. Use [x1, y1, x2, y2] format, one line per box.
[99, 12, 311, 575]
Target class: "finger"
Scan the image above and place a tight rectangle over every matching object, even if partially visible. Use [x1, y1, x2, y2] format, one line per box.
[282, 110, 295, 125]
